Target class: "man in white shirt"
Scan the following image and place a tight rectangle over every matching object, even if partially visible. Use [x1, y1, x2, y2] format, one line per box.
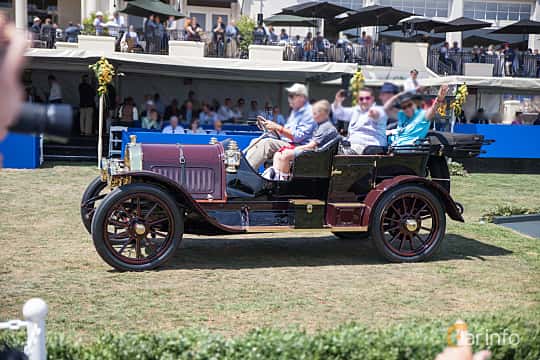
[403, 69, 420, 93]
[218, 98, 235, 123]
[47, 75, 62, 103]
[332, 87, 387, 155]
[162, 116, 184, 134]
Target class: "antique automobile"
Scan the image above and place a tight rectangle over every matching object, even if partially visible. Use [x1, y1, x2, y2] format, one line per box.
[81, 131, 489, 271]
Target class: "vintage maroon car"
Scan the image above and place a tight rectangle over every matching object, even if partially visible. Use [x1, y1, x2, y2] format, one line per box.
[81, 132, 488, 271]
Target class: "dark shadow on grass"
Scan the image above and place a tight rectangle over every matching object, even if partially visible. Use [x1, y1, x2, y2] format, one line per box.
[152, 233, 513, 270]
[435, 233, 513, 261]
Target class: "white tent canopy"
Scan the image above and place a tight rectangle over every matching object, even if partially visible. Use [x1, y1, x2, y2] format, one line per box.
[25, 48, 357, 83]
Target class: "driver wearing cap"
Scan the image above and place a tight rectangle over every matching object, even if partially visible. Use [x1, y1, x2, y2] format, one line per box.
[245, 83, 317, 170]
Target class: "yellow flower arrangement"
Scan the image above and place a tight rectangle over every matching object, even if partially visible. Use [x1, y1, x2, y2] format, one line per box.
[450, 83, 468, 117]
[89, 57, 115, 97]
[349, 66, 365, 106]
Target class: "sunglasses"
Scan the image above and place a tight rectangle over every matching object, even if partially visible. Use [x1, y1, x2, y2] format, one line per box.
[288, 94, 298, 98]
[401, 102, 414, 109]
[358, 96, 372, 102]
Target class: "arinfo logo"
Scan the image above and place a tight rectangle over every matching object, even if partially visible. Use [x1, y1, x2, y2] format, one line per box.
[446, 320, 520, 347]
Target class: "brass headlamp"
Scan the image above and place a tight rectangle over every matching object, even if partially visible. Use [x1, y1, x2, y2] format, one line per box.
[224, 140, 241, 173]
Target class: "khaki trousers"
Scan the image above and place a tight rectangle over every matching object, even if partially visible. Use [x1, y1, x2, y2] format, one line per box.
[80, 107, 93, 135]
[245, 137, 289, 170]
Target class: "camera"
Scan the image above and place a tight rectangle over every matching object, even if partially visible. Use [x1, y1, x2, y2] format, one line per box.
[9, 102, 72, 139]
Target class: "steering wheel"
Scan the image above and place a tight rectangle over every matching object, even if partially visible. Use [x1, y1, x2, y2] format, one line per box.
[256, 116, 281, 139]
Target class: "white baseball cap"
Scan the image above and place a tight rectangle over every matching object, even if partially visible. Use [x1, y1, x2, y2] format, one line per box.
[96, 11, 104, 17]
[33, 17, 40, 22]
[285, 83, 308, 98]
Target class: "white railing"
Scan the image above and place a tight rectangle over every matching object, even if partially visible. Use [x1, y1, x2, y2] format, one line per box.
[0, 298, 48, 360]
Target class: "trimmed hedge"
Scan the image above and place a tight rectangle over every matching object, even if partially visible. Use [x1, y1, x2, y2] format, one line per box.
[482, 204, 540, 222]
[1, 316, 539, 359]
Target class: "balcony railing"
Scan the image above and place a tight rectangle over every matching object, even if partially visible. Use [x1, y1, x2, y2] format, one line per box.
[283, 44, 392, 66]
[427, 49, 540, 78]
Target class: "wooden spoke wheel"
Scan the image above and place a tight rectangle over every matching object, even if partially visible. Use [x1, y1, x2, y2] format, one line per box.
[370, 185, 446, 262]
[81, 176, 109, 234]
[91, 183, 183, 271]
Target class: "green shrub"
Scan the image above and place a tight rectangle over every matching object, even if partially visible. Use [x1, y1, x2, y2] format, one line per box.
[237, 15, 256, 55]
[448, 160, 468, 177]
[482, 204, 540, 222]
[1, 316, 539, 359]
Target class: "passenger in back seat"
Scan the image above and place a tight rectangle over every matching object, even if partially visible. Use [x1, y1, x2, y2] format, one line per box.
[385, 84, 449, 146]
[263, 100, 337, 181]
[332, 87, 387, 155]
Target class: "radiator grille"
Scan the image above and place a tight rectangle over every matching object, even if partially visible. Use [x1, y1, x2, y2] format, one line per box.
[151, 166, 215, 194]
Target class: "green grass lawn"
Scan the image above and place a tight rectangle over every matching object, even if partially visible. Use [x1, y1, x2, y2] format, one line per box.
[0, 164, 539, 341]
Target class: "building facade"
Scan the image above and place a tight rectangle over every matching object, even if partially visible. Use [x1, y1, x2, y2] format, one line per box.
[2, 0, 539, 48]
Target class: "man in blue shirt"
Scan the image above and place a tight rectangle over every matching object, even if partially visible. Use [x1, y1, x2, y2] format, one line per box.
[385, 84, 449, 146]
[245, 83, 317, 169]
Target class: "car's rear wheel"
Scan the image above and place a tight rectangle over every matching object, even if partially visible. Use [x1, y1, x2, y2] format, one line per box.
[332, 232, 369, 240]
[81, 176, 109, 233]
[91, 183, 184, 271]
[370, 185, 446, 262]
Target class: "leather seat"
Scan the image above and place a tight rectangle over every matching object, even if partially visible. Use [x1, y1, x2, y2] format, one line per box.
[292, 136, 341, 178]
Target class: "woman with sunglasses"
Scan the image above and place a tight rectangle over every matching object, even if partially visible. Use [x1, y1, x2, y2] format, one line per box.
[385, 84, 449, 147]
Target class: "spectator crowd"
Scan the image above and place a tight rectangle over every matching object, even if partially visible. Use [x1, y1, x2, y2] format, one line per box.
[436, 41, 540, 77]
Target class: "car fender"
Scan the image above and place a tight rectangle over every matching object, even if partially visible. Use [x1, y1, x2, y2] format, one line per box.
[121, 171, 244, 235]
[361, 175, 464, 227]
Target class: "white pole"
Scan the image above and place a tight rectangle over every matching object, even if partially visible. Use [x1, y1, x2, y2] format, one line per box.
[15, 0, 28, 30]
[22, 298, 48, 360]
[98, 94, 104, 168]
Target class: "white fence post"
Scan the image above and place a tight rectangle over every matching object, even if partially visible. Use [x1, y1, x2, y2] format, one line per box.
[22, 298, 48, 360]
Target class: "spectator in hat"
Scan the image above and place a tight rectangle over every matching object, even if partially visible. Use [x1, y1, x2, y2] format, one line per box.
[30, 17, 41, 42]
[385, 84, 449, 146]
[379, 82, 400, 130]
[404, 69, 421, 93]
[93, 11, 105, 36]
[245, 83, 316, 169]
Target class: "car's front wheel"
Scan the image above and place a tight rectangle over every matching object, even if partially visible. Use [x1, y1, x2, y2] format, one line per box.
[81, 176, 109, 233]
[91, 183, 184, 271]
[370, 184, 446, 262]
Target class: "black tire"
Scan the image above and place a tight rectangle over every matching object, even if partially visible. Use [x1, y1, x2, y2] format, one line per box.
[332, 232, 370, 240]
[370, 185, 446, 262]
[91, 183, 184, 271]
[81, 176, 109, 233]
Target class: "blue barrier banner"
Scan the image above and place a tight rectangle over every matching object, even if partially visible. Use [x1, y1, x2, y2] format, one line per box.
[0, 133, 41, 169]
[455, 124, 540, 159]
[121, 131, 261, 157]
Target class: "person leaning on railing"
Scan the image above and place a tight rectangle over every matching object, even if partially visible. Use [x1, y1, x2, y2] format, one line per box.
[225, 20, 239, 58]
